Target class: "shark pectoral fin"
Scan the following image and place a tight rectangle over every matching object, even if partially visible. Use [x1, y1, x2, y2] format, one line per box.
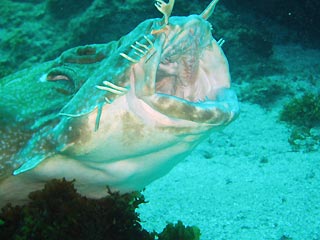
[13, 154, 51, 175]
[12, 126, 57, 175]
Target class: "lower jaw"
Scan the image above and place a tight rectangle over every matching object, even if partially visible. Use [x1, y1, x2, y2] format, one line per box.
[142, 92, 232, 125]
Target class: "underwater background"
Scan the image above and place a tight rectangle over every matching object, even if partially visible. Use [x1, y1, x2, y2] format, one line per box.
[0, 0, 319, 239]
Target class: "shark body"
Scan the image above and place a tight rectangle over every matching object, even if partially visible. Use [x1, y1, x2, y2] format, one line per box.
[0, 0, 238, 206]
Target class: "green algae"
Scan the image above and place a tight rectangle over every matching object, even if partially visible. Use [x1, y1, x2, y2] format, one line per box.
[0, 179, 201, 240]
[280, 93, 320, 152]
[280, 93, 320, 128]
[157, 220, 201, 240]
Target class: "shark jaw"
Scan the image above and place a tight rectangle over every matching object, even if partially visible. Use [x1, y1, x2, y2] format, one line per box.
[129, 15, 238, 125]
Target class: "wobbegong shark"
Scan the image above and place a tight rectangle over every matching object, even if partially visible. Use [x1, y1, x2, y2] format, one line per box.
[0, 0, 238, 206]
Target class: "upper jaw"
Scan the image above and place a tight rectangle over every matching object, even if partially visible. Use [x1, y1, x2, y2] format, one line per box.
[155, 41, 225, 104]
[152, 19, 222, 103]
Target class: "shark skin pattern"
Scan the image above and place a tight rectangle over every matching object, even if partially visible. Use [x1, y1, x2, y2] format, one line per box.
[0, 0, 239, 207]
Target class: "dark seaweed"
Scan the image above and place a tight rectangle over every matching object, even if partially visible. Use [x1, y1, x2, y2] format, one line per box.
[0, 179, 200, 240]
[280, 93, 320, 128]
[157, 220, 201, 240]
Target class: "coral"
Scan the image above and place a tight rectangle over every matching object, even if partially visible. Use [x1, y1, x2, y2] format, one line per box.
[0, 179, 201, 240]
[280, 93, 320, 128]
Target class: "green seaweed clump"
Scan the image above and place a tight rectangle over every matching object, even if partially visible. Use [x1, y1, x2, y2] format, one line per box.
[288, 126, 320, 152]
[280, 93, 320, 128]
[0, 178, 153, 240]
[157, 220, 201, 240]
[280, 93, 320, 151]
[0, 179, 202, 240]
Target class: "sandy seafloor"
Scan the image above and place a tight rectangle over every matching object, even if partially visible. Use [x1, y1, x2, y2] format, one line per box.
[137, 44, 320, 240]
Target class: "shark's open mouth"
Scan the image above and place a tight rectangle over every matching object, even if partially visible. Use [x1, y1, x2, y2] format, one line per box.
[156, 44, 217, 103]
[134, 15, 237, 125]
[155, 20, 218, 103]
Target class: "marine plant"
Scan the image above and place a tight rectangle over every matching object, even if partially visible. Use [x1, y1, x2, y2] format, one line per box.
[280, 93, 320, 151]
[0, 179, 152, 240]
[288, 126, 320, 152]
[157, 220, 201, 240]
[0, 179, 200, 240]
[280, 93, 320, 128]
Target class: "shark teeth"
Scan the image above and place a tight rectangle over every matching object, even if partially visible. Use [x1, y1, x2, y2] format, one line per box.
[96, 81, 128, 104]
[120, 35, 155, 63]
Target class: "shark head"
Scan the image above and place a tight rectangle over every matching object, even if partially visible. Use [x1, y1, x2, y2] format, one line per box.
[117, 0, 237, 125]
[0, 0, 238, 206]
